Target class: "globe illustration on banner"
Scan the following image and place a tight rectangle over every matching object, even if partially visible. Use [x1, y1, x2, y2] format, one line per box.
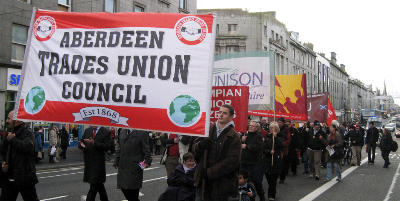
[168, 95, 201, 127]
[24, 86, 46, 114]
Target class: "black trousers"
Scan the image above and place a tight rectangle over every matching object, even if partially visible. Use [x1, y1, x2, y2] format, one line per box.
[382, 150, 390, 166]
[241, 163, 265, 197]
[121, 189, 140, 201]
[265, 173, 279, 199]
[60, 146, 67, 159]
[288, 150, 298, 175]
[86, 183, 109, 201]
[279, 155, 289, 181]
[0, 181, 39, 201]
[367, 144, 376, 163]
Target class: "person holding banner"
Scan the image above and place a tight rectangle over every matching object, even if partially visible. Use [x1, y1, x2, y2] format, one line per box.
[114, 129, 152, 201]
[193, 104, 241, 201]
[0, 110, 39, 201]
[263, 122, 283, 201]
[79, 126, 113, 201]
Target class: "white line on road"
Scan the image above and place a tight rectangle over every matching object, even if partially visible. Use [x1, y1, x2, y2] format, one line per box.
[299, 157, 368, 201]
[143, 176, 167, 183]
[383, 160, 400, 201]
[39, 171, 83, 179]
[106, 167, 161, 177]
[37, 167, 82, 175]
[41, 195, 69, 201]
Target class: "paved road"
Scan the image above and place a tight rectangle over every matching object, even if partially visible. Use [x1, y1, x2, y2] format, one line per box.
[13, 138, 400, 201]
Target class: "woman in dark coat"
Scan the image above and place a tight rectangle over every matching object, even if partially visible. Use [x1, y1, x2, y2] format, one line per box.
[79, 126, 113, 201]
[263, 122, 283, 201]
[380, 128, 393, 168]
[114, 129, 152, 201]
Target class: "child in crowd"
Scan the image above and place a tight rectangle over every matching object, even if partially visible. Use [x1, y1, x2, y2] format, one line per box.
[158, 152, 197, 201]
[236, 170, 256, 201]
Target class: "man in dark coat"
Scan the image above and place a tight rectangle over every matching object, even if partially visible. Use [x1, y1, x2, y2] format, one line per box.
[240, 120, 264, 201]
[193, 104, 241, 201]
[114, 129, 152, 201]
[79, 126, 113, 201]
[366, 122, 379, 164]
[380, 128, 393, 168]
[0, 110, 39, 201]
[347, 125, 364, 166]
[277, 117, 291, 184]
[306, 121, 326, 180]
[59, 126, 69, 160]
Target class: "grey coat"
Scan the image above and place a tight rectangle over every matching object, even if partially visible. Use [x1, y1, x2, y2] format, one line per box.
[114, 129, 152, 189]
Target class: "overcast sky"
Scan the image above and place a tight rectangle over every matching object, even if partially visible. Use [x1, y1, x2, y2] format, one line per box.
[198, 0, 400, 104]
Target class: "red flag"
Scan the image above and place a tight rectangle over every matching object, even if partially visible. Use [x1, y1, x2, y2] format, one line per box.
[327, 98, 337, 125]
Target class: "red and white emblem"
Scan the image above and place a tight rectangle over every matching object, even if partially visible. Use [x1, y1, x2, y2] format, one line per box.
[175, 16, 208, 45]
[33, 16, 56, 42]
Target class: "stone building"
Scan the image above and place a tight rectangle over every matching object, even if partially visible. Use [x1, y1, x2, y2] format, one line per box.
[0, 0, 196, 121]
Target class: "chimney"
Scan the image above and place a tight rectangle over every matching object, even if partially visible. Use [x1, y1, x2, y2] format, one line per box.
[331, 52, 337, 63]
[340, 64, 345, 71]
[320, 53, 325, 57]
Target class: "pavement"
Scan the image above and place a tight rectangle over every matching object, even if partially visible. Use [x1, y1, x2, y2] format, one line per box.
[36, 146, 85, 170]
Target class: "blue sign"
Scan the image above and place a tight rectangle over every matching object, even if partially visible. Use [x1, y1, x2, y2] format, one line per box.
[9, 74, 21, 86]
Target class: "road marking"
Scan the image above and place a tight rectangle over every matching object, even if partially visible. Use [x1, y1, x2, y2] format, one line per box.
[41, 195, 69, 201]
[299, 157, 368, 201]
[143, 176, 167, 183]
[106, 167, 161, 177]
[39, 171, 83, 179]
[37, 167, 82, 175]
[383, 160, 400, 201]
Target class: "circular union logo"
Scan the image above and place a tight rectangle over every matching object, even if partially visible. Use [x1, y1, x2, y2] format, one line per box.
[168, 95, 201, 127]
[33, 16, 56, 41]
[24, 86, 46, 115]
[175, 16, 208, 45]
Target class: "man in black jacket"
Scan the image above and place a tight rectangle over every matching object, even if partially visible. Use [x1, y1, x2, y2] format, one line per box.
[366, 122, 379, 164]
[240, 120, 264, 201]
[348, 125, 364, 166]
[79, 126, 114, 201]
[0, 110, 39, 201]
[114, 129, 152, 201]
[306, 121, 326, 180]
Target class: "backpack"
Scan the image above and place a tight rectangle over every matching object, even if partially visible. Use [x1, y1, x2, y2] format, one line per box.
[391, 141, 398, 152]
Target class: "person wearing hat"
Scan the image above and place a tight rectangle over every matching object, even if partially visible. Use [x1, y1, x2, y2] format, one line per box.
[306, 120, 327, 180]
[277, 117, 291, 184]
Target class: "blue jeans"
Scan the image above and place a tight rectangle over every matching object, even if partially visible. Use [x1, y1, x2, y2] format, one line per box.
[326, 161, 341, 180]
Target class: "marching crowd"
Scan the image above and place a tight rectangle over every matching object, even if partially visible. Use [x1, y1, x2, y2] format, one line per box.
[0, 105, 397, 201]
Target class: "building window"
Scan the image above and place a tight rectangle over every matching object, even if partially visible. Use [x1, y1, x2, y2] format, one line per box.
[58, 0, 70, 11]
[226, 45, 239, 53]
[134, 5, 144, 12]
[179, 0, 187, 10]
[216, 24, 219, 35]
[271, 30, 274, 39]
[228, 24, 237, 34]
[11, 24, 28, 62]
[105, 0, 115, 13]
[17, 0, 30, 3]
[264, 25, 268, 37]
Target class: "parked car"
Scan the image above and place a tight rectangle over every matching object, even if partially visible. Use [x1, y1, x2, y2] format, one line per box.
[385, 123, 396, 132]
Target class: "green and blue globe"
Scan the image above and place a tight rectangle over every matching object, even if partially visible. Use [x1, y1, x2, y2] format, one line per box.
[24, 86, 46, 114]
[168, 95, 201, 127]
